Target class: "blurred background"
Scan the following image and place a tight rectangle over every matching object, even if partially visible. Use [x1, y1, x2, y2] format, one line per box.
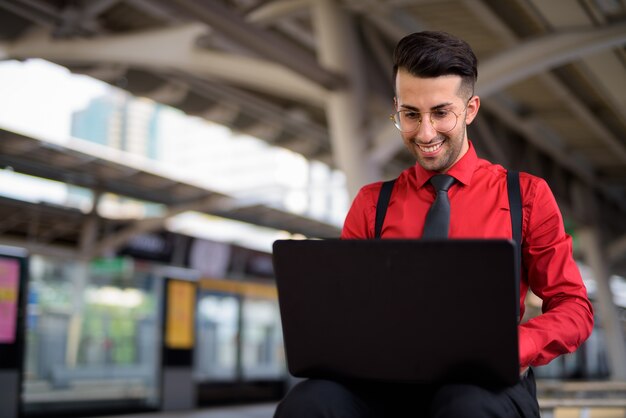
[0, 0, 625, 417]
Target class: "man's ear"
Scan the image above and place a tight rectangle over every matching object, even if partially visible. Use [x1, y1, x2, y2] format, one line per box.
[393, 97, 398, 110]
[465, 95, 480, 125]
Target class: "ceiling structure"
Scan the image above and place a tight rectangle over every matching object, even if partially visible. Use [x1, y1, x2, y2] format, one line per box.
[0, 0, 625, 265]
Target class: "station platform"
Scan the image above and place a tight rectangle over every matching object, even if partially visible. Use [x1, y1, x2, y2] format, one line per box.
[94, 403, 278, 418]
[88, 401, 626, 418]
[88, 402, 626, 418]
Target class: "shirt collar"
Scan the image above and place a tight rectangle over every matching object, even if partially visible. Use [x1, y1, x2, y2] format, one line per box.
[413, 140, 478, 188]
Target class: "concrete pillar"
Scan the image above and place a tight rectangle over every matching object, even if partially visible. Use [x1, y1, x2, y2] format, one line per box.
[66, 192, 102, 367]
[79, 190, 101, 259]
[578, 226, 626, 380]
[312, 0, 380, 198]
[65, 262, 88, 368]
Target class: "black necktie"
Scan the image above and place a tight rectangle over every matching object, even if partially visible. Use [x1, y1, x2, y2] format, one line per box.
[422, 174, 455, 239]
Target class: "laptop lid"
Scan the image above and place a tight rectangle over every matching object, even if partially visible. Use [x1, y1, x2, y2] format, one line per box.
[272, 239, 520, 387]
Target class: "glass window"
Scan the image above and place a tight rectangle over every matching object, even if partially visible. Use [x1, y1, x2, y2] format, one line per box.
[241, 298, 286, 380]
[195, 293, 239, 381]
[22, 255, 162, 414]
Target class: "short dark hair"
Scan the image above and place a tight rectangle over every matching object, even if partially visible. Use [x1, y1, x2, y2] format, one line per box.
[393, 31, 478, 98]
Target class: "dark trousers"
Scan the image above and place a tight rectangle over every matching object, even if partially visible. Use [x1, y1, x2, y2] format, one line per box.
[274, 369, 540, 418]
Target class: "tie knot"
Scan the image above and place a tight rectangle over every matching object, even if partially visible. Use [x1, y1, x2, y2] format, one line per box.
[430, 174, 455, 192]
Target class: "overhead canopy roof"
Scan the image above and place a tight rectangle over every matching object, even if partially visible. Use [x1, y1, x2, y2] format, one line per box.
[0, 192, 123, 258]
[0, 0, 625, 262]
[0, 128, 342, 255]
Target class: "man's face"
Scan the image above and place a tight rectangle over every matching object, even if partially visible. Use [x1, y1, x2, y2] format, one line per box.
[394, 69, 479, 173]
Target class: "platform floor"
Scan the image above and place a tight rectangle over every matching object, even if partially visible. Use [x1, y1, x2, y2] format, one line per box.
[91, 403, 626, 418]
[94, 403, 278, 418]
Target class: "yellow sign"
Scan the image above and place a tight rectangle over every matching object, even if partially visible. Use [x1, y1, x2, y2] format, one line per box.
[165, 280, 196, 349]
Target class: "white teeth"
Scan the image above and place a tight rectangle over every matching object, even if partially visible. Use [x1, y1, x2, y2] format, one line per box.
[417, 141, 443, 153]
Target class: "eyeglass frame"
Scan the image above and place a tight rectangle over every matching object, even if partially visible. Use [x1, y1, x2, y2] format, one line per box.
[389, 99, 473, 134]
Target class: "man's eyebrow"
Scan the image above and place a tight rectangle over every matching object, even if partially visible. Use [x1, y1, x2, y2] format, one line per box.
[399, 102, 454, 111]
[431, 102, 453, 110]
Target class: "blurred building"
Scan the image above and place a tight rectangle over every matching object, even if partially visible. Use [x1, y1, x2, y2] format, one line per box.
[72, 93, 162, 160]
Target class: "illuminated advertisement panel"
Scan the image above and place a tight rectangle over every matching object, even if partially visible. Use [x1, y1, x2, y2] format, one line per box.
[165, 280, 196, 349]
[0, 257, 19, 344]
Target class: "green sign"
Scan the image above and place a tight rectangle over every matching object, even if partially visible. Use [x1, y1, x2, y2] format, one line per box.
[90, 257, 134, 278]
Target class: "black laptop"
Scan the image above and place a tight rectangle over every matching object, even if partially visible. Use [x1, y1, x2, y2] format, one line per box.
[272, 239, 520, 387]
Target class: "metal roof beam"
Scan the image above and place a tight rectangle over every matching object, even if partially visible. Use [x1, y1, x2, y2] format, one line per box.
[0, 0, 57, 28]
[0, 237, 78, 259]
[160, 0, 344, 91]
[482, 98, 595, 183]
[536, 71, 626, 166]
[246, 1, 316, 50]
[246, 0, 310, 24]
[144, 81, 189, 105]
[91, 193, 231, 257]
[482, 97, 626, 214]
[171, 72, 329, 148]
[81, 0, 121, 20]
[344, 0, 428, 41]
[465, 0, 626, 174]
[477, 22, 626, 97]
[464, 0, 626, 208]
[4, 24, 328, 107]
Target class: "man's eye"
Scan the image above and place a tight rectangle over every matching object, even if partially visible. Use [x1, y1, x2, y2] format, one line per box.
[403, 111, 420, 120]
[432, 110, 449, 119]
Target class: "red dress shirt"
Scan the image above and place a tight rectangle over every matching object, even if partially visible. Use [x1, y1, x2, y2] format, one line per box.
[341, 141, 594, 368]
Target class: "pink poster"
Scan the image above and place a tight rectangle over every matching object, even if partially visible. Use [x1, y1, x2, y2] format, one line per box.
[0, 258, 20, 344]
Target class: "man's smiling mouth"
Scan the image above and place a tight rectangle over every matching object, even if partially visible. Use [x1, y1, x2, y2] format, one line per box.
[416, 140, 444, 153]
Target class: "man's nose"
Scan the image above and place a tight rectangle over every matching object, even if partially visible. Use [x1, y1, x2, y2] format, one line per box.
[415, 117, 437, 142]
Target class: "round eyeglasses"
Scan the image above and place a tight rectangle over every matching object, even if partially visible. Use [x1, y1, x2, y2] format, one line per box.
[389, 108, 463, 133]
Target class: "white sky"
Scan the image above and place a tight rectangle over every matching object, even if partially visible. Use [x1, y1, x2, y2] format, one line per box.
[0, 59, 108, 141]
[0, 59, 107, 208]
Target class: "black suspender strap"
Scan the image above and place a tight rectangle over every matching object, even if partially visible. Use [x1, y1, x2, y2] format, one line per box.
[507, 170, 522, 320]
[507, 171, 522, 256]
[375, 173, 522, 248]
[374, 179, 396, 239]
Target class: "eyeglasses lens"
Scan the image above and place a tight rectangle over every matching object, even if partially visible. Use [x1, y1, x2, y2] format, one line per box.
[393, 111, 457, 133]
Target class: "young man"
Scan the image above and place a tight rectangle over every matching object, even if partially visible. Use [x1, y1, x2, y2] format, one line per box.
[274, 31, 593, 418]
